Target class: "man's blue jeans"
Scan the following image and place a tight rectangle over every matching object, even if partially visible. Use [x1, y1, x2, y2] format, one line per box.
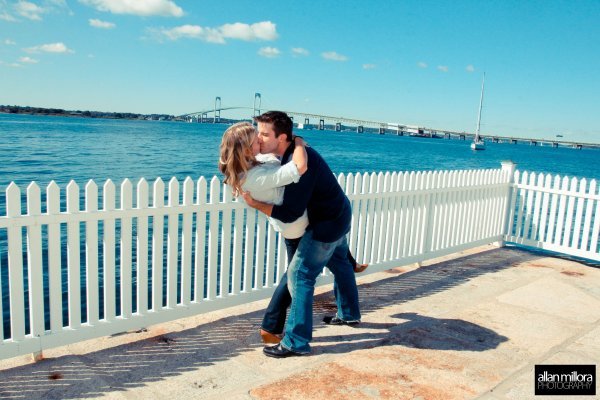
[280, 230, 361, 354]
[261, 238, 360, 335]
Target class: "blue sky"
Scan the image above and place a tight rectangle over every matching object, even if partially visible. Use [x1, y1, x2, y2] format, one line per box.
[1, 0, 599, 143]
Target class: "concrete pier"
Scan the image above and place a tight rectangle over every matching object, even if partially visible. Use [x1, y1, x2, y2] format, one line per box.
[1, 245, 598, 399]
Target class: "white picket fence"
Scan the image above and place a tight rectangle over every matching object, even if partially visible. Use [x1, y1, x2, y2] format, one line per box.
[506, 170, 600, 261]
[0, 162, 598, 361]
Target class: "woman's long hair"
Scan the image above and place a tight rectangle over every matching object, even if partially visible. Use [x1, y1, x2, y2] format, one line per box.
[218, 122, 258, 196]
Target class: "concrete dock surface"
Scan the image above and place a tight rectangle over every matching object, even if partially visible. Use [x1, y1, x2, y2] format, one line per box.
[0, 245, 599, 399]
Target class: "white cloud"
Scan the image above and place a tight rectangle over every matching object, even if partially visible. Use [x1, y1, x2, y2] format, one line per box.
[220, 21, 277, 41]
[89, 18, 115, 29]
[157, 21, 278, 44]
[291, 47, 309, 57]
[15, 1, 45, 20]
[0, 11, 17, 21]
[4, 39, 17, 45]
[321, 51, 348, 62]
[79, 0, 183, 17]
[24, 42, 74, 53]
[1, 61, 22, 67]
[466, 64, 475, 73]
[258, 46, 280, 58]
[417, 61, 428, 68]
[158, 24, 223, 43]
[437, 65, 448, 72]
[19, 56, 38, 63]
[363, 63, 376, 69]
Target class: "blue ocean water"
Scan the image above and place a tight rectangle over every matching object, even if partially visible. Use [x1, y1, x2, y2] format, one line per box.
[1, 113, 599, 337]
[1, 113, 599, 193]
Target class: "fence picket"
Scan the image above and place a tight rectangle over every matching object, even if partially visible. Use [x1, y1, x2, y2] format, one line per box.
[265, 221, 277, 287]
[66, 181, 81, 329]
[554, 176, 570, 246]
[392, 172, 405, 258]
[572, 178, 587, 250]
[136, 179, 149, 314]
[545, 175, 561, 243]
[151, 178, 164, 310]
[243, 208, 256, 293]
[355, 173, 368, 262]
[346, 173, 358, 255]
[220, 184, 233, 295]
[591, 183, 600, 254]
[6, 183, 24, 341]
[274, 233, 285, 284]
[435, 171, 446, 250]
[562, 177, 579, 247]
[255, 214, 266, 287]
[194, 178, 207, 301]
[404, 172, 416, 256]
[522, 172, 536, 240]
[166, 178, 179, 308]
[207, 177, 220, 300]
[371, 172, 385, 263]
[364, 173, 377, 263]
[47, 181, 62, 332]
[538, 174, 552, 242]
[231, 203, 244, 294]
[515, 172, 528, 242]
[506, 171, 520, 239]
[181, 178, 194, 305]
[581, 180, 596, 251]
[85, 180, 99, 324]
[103, 180, 116, 320]
[384, 172, 396, 260]
[120, 179, 133, 318]
[26, 183, 44, 337]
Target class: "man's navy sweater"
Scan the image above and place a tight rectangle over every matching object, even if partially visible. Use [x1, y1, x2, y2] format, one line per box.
[271, 143, 352, 243]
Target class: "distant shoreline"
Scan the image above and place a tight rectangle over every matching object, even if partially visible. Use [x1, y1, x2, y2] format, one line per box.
[0, 105, 177, 121]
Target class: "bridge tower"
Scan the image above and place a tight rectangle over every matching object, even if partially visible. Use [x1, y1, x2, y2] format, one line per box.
[253, 93, 261, 118]
[214, 97, 221, 123]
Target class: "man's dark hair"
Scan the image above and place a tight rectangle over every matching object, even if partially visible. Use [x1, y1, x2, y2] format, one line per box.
[254, 111, 293, 142]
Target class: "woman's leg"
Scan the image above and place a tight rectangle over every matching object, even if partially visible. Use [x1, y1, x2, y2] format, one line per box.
[260, 237, 301, 339]
[347, 250, 368, 273]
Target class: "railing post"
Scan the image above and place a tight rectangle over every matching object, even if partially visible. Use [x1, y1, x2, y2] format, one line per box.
[498, 160, 517, 247]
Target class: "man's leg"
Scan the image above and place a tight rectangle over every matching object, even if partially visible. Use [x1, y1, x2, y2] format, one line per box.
[279, 230, 337, 354]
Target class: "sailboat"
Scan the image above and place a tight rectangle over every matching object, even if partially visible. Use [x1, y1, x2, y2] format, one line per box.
[471, 73, 486, 150]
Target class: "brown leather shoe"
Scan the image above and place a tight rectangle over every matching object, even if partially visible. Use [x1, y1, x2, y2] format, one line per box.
[260, 329, 282, 344]
[354, 263, 368, 273]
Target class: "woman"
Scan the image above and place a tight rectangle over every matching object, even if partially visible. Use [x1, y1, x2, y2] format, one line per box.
[218, 122, 367, 344]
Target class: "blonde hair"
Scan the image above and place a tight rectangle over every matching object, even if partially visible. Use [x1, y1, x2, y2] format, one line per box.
[218, 122, 258, 196]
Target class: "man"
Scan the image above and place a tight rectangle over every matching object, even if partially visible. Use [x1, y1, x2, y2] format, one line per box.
[244, 111, 361, 358]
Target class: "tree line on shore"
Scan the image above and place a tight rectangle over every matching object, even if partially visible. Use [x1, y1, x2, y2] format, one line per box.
[0, 105, 176, 121]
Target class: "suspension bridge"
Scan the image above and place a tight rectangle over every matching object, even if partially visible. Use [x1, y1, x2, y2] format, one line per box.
[178, 94, 599, 150]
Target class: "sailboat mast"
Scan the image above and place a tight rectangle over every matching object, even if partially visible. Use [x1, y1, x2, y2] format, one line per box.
[475, 73, 485, 141]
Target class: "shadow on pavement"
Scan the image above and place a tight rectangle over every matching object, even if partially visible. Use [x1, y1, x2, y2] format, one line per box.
[0, 247, 535, 399]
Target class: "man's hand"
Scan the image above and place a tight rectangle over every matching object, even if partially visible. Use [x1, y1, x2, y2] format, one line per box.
[242, 191, 274, 216]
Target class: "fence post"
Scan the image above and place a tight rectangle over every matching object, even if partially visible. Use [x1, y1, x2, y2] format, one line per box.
[498, 160, 517, 247]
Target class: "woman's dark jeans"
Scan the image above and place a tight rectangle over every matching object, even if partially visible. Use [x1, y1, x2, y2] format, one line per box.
[261, 238, 358, 334]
